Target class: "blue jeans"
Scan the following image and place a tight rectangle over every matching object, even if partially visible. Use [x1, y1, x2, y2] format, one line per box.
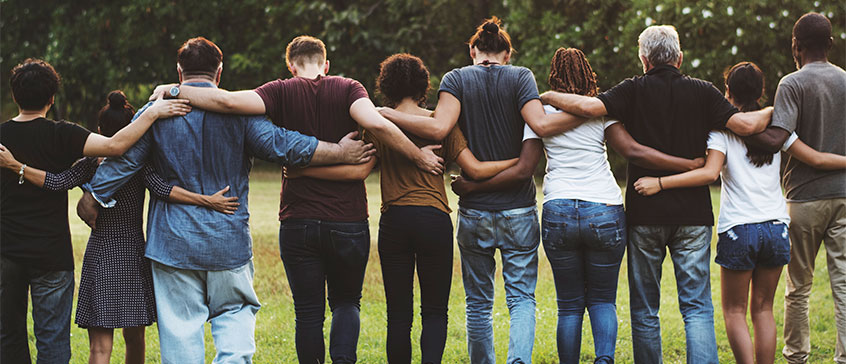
[279, 219, 370, 364]
[457, 206, 540, 364]
[627, 225, 718, 364]
[0, 256, 74, 364]
[151, 261, 261, 364]
[715, 221, 790, 270]
[542, 200, 625, 364]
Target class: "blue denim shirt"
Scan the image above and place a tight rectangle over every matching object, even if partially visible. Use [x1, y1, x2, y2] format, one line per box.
[89, 82, 318, 270]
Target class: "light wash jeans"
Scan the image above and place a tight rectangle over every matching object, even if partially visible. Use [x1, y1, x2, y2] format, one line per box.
[627, 225, 718, 364]
[151, 260, 261, 364]
[457, 206, 540, 364]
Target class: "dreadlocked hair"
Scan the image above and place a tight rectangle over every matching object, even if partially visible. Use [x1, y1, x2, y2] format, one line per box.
[548, 48, 598, 97]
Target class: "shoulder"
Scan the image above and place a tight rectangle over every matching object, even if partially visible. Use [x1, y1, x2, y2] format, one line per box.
[682, 74, 719, 90]
[55, 119, 91, 133]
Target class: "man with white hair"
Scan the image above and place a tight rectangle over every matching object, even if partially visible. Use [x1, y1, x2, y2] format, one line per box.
[541, 25, 773, 364]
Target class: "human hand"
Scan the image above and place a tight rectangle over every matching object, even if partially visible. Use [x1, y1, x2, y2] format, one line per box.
[76, 191, 100, 230]
[283, 166, 304, 179]
[337, 131, 375, 164]
[416, 145, 445, 175]
[633, 177, 661, 196]
[205, 186, 240, 214]
[149, 83, 179, 101]
[0, 144, 22, 171]
[450, 175, 475, 196]
[146, 93, 192, 119]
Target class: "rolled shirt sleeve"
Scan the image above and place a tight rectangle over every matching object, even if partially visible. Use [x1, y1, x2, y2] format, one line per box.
[245, 116, 319, 166]
[771, 78, 800, 133]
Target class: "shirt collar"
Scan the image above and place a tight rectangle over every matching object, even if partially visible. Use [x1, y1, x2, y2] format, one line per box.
[182, 81, 217, 88]
[645, 64, 681, 76]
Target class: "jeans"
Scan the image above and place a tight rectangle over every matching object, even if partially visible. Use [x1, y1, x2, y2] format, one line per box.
[457, 205, 540, 364]
[0, 256, 74, 364]
[542, 200, 625, 364]
[715, 221, 790, 271]
[151, 260, 260, 364]
[279, 219, 370, 364]
[379, 206, 453, 364]
[627, 225, 718, 364]
[783, 198, 846, 364]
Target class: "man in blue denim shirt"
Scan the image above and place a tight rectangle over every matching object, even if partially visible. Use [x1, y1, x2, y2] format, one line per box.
[82, 37, 373, 363]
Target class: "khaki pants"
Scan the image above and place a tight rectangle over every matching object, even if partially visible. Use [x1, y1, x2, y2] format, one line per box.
[783, 198, 846, 363]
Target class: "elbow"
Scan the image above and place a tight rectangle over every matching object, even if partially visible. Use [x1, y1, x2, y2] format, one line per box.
[463, 166, 485, 181]
[219, 96, 238, 113]
[103, 143, 125, 157]
[533, 124, 555, 138]
[579, 105, 603, 119]
[705, 172, 720, 184]
[429, 124, 451, 141]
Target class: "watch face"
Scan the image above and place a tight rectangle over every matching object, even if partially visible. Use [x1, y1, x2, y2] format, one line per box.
[169, 86, 179, 97]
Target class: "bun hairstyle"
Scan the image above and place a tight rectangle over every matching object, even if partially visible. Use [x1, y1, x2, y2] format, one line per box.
[548, 48, 599, 97]
[376, 53, 430, 108]
[468, 16, 513, 55]
[724, 62, 773, 167]
[98, 90, 135, 137]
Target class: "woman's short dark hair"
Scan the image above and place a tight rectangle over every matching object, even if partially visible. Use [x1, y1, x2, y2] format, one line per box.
[376, 53, 430, 108]
[724, 62, 773, 167]
[176, 37, 223, 78]
[468, 16, 513, 55]
[10, 58, 61, 111]
[98, 90, 135, 137]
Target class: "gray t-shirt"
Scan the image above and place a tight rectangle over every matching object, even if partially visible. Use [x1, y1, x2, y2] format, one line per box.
[771, 62, 846, 202]
[439, 64, 539, 210]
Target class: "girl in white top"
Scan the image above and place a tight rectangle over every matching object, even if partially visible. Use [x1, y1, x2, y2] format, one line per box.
[633, 62, 846, 364]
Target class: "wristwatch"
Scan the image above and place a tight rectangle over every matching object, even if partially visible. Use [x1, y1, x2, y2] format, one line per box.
[168, 85, 180, 99]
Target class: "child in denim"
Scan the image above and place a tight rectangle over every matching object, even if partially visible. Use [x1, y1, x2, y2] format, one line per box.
[634, 62, 846, 364]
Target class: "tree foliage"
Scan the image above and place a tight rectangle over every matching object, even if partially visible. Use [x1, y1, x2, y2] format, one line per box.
[1, 0, 843, 173]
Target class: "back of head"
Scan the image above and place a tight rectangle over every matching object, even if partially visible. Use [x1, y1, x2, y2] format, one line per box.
[376, 53, 430, 108]
[177, 37, 223, 79]
[98, 90, 135, 137]
[286, 35, 327, 68]
[638, 25, 681, 67]
[10, 58, 61, 111]
[468, 16, 513, 55]
[548, 48, 598, 97]
[793, 12, 833, 54]
[724, 62, 773, 167]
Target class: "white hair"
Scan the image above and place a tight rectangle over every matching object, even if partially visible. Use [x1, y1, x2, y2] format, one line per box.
[638, 25, 682, 66]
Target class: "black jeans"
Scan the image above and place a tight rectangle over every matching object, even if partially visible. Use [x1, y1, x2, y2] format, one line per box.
[279, 219, 370, 364]
[378, 206, 453, 364]
[0, 256, 74, 364]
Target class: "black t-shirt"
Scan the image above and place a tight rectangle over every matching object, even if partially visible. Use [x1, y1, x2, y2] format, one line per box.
[1, 118, 91, 270]
[596, 65, 738, 226]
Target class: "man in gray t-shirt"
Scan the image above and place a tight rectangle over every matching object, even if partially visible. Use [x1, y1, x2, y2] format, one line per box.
[747, 12, 846, 363]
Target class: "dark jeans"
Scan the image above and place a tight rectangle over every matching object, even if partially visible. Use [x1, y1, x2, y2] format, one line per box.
[0, 256, 74, 364]
[378, 206, 453, 364]
[542, 200, 626, 364]
[279, 219, 370, 364]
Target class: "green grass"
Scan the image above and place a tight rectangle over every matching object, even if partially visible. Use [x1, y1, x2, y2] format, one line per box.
[29, 170, 837, 363]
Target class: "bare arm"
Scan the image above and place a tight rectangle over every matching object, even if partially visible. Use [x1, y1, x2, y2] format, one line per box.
[350, 98, 443, 174]
[725, 107, 773, 136]
[150, 83, 266, 115]
[540, 91, 608, 118]
[379, 91, 461, 141]
[521, 99, 588, 137]
[285, 158, 377, 182]
[632, 149, 725, 196]
[454, 148, 519, 180]
[605, 123, 704, 172]
[142, 164, 239, 214]
[0, 145, 46, 187]
[786, 138, 846, 170]
[451, 139, 543, 196]
[82, 96, 191, 157]
[743, 126, 791, 154]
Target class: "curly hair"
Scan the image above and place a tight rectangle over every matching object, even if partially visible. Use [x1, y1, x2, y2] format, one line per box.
[10, 58, 61, 110]
[376, 53, 430, 108]
[548, 48, 598, 97]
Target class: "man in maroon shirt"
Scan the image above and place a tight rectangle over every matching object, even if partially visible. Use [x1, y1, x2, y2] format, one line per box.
[151, 35, 441, 364]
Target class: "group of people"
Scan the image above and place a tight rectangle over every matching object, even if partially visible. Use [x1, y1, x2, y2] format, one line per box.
[0, 10, 843, 364]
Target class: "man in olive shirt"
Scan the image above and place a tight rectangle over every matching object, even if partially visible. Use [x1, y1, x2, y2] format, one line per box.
[745, 13, 846, 363]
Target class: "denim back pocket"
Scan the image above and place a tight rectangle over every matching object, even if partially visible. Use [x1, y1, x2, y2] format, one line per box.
[717, 227, 750, 258]
[589, 219, 625, 250]
[503, 208, 540, 251]
[541, 220, 567, 251]
[279, 224, 310, 263]
[330, 229, 370, 267]
[457, 208, 489, 249]
[768, 222, 791, 255]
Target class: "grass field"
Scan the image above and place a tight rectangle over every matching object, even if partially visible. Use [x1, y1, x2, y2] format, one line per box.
[29, 169, 837, 363]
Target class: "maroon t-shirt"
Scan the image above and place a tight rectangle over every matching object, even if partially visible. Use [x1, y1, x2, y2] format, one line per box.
[254, 75, 369, 222]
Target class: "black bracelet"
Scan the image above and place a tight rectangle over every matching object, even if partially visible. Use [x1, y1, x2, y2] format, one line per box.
[658, 176, 664, 191]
